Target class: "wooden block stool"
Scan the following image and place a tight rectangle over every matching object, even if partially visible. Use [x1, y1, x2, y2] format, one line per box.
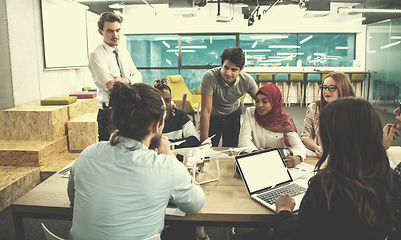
[257, 74, 273, 88]
[351, 74, 365, 97]
[67, 112, 98, 153]
[305, 73, 321, 104]
[287, 73, 304, 107]
[274, 73, 289, 106]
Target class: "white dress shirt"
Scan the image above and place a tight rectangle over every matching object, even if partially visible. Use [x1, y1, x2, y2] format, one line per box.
[239, 107, 306, 159]
[89, 42, 142, 109]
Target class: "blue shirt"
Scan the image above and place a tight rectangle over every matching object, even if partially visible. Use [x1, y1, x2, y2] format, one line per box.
[67, 137, 205, 240]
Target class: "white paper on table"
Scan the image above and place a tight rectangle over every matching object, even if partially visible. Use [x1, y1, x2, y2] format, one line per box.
[165, 205, 186, 217]
[306, 148, 317, 157]
[288, 162, 315, 180]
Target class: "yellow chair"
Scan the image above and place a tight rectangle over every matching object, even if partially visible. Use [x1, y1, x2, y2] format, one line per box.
[239, 93, 247, 106]
[287, 73, 304, 107]
[167, 75, 201, 127]
[351, 74, 365, 97]
[321, 73, 330, 82]
[257, 74, 273, 88]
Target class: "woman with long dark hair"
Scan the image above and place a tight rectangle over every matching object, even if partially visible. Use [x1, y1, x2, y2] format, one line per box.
[275, 97, 397, 240]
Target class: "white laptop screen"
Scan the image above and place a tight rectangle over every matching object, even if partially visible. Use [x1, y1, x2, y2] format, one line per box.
[236, 148, 292, 194]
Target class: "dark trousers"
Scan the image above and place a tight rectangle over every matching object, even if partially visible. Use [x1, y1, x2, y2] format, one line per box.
[209, 107, 241, 147]
[97, 108, 112, 142]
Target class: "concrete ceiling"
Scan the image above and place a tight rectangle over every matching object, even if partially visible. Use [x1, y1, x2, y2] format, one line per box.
[76, 0, 401, 25]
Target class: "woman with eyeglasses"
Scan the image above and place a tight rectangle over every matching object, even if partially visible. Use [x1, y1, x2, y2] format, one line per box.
[301, 72, 355, 158]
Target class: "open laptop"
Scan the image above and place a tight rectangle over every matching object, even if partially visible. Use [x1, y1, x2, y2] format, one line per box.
[235, 148, 307, 213]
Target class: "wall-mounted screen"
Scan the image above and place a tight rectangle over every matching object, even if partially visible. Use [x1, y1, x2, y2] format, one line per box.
[41, 0, 88, 69]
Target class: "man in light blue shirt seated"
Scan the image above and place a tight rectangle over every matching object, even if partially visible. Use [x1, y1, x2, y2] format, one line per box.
[67, 82, 205, 240]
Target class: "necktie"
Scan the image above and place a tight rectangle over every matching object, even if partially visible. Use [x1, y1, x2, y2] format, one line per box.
[113, 49, 125, 78]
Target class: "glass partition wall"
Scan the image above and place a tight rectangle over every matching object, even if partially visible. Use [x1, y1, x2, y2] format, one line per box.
[126, 33, 356, 92]
[366, 17, 401, 103]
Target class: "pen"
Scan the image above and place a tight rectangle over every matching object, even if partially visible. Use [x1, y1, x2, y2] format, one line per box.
[201, 134, 216, 145]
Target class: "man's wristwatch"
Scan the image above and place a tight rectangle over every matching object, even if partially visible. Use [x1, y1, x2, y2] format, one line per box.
[298, 155, 303, 162]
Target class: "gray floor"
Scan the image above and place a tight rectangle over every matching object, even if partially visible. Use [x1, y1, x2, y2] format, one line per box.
[1, 103, 400, 240]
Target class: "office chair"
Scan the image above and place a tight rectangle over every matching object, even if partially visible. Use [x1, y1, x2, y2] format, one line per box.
[274, 73, 289, 106]
[239, 93, 247, 107]
[287, 73, 304, 107]
[144, 234, 161, 240]
[305, 73, 321, 104]
[350, 73, 365, 97]
[257, 73, 273, 88]
[41, 222, 161, 240]
[41, 223, 65, 240]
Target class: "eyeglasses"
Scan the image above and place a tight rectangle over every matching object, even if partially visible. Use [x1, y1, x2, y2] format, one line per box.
[320, 85, 338, 92]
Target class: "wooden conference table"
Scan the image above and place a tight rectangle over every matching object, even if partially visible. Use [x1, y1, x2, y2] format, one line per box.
[10, 147, 401, 240]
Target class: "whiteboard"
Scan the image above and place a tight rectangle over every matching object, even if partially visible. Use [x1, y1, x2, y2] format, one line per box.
[40, 0, 88, 69]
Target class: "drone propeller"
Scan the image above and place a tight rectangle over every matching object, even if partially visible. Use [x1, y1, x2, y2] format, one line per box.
[216, 147, 249, 157]
[217, 147, 248, 153]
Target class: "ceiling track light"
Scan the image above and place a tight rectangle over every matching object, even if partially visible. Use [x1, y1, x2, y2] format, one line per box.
[248, 0, 279, 26]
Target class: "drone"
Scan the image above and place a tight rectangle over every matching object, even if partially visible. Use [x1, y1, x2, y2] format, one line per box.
[172, 144, 250, 184]
[172, 145, 221, 184]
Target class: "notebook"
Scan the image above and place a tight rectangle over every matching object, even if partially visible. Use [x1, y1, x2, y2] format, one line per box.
[235, 148, 307, 213]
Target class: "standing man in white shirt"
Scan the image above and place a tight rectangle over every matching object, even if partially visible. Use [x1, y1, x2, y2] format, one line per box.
[89, 12, 142, 141]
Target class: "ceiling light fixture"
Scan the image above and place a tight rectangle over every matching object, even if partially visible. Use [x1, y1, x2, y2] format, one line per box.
[381, 41, 401, 49]
[109, 2, 124, 9]
[250, 35, 289, 39]
[269, 45, 300, 48]
[167, 49, 195, 53]
[277, 52, 304, 55]
[338, 8, 401, 14]
[154, 37, 192, 41]
[244, 49, 271, 52]
[300, 35, 313, 44]
[176, 46, 207, 49]
[162, 41, 170, 48]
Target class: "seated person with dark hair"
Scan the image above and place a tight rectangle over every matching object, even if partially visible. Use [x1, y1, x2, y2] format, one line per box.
[154, 78, 201, 149]
[67, 82, 205, 240]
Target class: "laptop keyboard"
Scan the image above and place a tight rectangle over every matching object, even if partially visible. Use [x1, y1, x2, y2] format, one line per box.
[258, 183, 306, 205]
